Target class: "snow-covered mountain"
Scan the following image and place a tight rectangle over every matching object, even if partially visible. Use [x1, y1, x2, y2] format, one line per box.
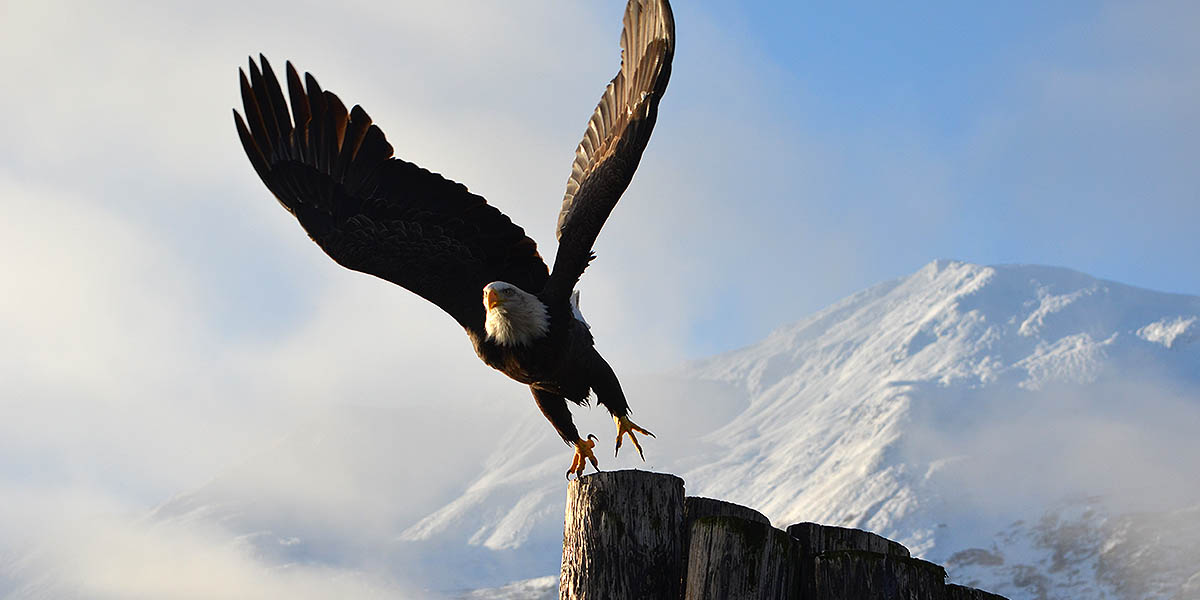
[402, 260, 1200, 599]
[21, 260, 1196, 599]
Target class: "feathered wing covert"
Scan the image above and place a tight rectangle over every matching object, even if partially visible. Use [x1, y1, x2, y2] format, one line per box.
[234, 56, 549, 336]
[543, 0, 675, 304]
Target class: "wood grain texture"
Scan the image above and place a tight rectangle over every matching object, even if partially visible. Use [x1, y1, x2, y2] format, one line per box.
[560, 470, 684, 600]
[946, 583, 1010, 600]
[556, 476, 1010, 599]
[684, 516, 798, 600]
[685, 497, 771, 527]
[786, 522, 912, 558]
[681, 497, 773, 594]
[807, 551, 948, 600]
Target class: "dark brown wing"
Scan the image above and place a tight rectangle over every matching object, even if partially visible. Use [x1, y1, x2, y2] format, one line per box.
[543, 0, 675, 303]
[234, 55, 549, 334]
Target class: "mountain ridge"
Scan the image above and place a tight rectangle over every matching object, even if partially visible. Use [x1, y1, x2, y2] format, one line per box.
[88, 260, 1200, 598]
[409, 259, 1200, 598]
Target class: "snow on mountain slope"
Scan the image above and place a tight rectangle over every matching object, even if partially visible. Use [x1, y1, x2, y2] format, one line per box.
[21, 260, 1190, 598]
[684, 260, 1199, 530]
[415, 260, 1200, 598]
[678, 260, 1199, 598]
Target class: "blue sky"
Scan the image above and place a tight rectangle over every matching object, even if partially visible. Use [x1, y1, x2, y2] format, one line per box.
[0, 1, 1197, 595]
[3, 2, 1196, 356]
[662, 1, 1200, 355]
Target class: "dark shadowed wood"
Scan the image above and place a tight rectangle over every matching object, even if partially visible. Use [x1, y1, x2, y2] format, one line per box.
[681, 497, 772, 594]
[685, 497, 771, 527]
[806, 551, 948, 600]
[557, 476, 1009, 600]
[786, 522, 911, 558]
[946, 584, 1009, 600]
[684, 516, 797, 600]
[560, 470, 684, 600]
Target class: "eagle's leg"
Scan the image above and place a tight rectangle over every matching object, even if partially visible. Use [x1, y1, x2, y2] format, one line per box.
[568, 435, 599, 479]
[587, 348, 657, 459]
[531, 387, 599, 479]
[614, 415, 656, 460]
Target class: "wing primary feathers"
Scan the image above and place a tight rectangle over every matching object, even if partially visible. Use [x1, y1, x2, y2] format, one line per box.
[325, 91, 350, 164]
[233, 55, 549, 334]
[345, 124, 392, 193]
[257, 55, 293, 146]
[334, 105, 372, 182]
[304, 73, 328, 174]
[233, 109, 270, 185]
[348, 105, 374, 160]
[285, 62, 311, 162]
[246, 58, 283, 151]
[544, 0, 674, 304]
[238, 69, 275, 167]
[314, 93, 333, 174]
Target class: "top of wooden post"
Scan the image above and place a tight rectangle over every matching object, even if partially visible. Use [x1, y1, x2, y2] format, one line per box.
[568, 469, 685, 492]
[786, 522, 911, 557]
[561, 469, 686, 600]
[685, 496, 771, 527]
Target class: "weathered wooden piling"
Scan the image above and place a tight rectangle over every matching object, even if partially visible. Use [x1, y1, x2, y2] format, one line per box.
[684, 516, 798, 599]
[560, 470, 685, 600]
[807, 551, 948, 599]
[786, 522, 912, 558]
[787, 521, 947, 600]
[685, 497, 771, 527]
[945, 584, 1009, 600]
[559, 470, 1008, 600]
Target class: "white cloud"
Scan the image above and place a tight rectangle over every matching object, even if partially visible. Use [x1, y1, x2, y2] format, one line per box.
[905, 376, 1200, 517]
[2, 0, 1198, 595]
[3, 488, 414, 599]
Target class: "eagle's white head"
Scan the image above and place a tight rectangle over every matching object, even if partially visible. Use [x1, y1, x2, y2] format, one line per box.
[483, 282, 549, 346]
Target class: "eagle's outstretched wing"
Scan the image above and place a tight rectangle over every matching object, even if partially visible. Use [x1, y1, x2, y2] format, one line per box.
[234, 56, 549, 334]
[543, 0, 675, 303]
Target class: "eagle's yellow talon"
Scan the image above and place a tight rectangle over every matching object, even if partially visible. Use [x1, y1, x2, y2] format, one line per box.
[614, 415, 655, 460]
[567, 434, 599, 479]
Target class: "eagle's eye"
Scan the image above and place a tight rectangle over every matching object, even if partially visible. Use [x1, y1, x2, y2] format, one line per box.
[503, 288, 516, 297]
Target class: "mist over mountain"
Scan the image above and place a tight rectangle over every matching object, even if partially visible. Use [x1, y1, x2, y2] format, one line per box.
[8, 260, 1197, 599]
[414, 260, 1200, 598]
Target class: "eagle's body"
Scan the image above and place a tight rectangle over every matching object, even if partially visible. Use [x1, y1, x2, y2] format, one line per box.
[234, 0, 674, 476]
[474, 286, 625, 448]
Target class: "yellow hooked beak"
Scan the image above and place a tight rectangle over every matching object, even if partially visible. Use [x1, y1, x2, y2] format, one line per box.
[485, 288, 502, 309]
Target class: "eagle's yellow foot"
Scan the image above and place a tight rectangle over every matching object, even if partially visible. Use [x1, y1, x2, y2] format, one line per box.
[566, 434, 599, 480]
[614, 415, 656, 460]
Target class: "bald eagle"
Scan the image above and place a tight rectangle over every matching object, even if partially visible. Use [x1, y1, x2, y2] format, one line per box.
[234, 0, 674, 478]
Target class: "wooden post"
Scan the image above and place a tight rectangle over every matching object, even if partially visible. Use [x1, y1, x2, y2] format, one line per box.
[685, 497, 771, 528]
[681, 497, 773, 596]
[560, 470, 685, 600]
[786, 522, 911, 557]
[807, 552, 948, 600]
[946, 584, 1008, 600]
[684, 516, 798, 599]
